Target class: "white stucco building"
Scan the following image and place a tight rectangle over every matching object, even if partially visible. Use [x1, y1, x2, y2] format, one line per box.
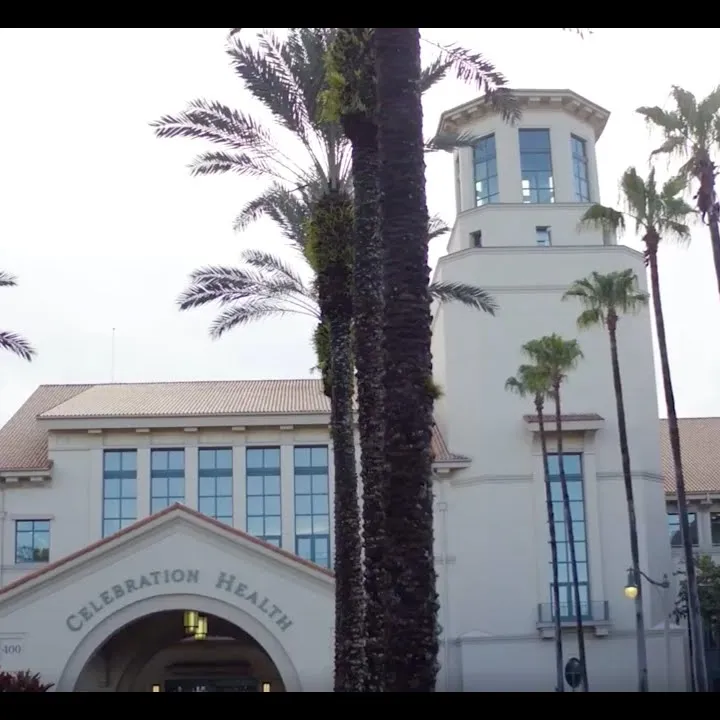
[0, 89, 692, 692]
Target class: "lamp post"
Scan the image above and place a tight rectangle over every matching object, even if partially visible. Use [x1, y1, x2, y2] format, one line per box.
[624, 568, 672, 691]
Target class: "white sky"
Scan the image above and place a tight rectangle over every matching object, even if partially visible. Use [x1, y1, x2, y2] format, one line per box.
[0, 28, 718, 425]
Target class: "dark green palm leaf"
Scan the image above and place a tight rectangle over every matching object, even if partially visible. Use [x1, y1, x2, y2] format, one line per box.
[428, 215, 450, 241]
[233, 183, 311, 244]
[429, 281, 498, 315]
[0, 331, 35, 361]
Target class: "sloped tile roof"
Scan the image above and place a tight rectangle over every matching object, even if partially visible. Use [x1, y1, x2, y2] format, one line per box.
[660, 418, 720, 495]
[0, 381, 461, 471]
[0, 384, 92, 471]
[39, 379, 331, 419]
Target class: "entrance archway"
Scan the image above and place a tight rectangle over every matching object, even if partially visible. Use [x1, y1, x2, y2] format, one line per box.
[56, 593, 301, 692]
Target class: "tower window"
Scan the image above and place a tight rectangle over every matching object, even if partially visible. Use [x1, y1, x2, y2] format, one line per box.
[473, 134, 499, 206]
[470, 230, 483, 248]
[572, 135, 590, 202]
[520, 129, 554, 204]
[536, 226, 552, 246]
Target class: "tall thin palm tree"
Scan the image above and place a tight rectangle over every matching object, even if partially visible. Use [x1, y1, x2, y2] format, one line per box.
[505, 363, 564, 692]
[579, 167, 708, 691]
[562, 269, 650, 691]
[637, 86, 720, 298]
[523, 334, 587, 692]
[0, 272, 35, 362]
[324, 27, 516, 691]
[374, 26, 438, 692]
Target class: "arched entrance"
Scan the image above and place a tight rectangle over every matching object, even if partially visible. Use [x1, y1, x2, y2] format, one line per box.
[56, 593, 301, 692]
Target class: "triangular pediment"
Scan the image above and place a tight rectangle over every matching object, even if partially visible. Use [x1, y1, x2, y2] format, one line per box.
[0, 504, 333, 611]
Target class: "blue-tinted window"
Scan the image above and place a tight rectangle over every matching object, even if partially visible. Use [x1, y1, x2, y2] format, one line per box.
[151, 449, 185, 513]
[520, 129, 554, 204]
[667, 512, 698, 548]
[103, 450, 137, 537]
[246, 447, 282, 546]
[473, 134, 499, 206]
[198, 448, 233, 525]
[294, 446, 330, 568]
[547, 453, 589, 619]
[536, 226, 552, 246]
[571, 135, 590, 202]
[15, 520, 50, 563]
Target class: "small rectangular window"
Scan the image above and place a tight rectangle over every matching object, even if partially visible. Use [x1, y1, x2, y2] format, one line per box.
[246, 447, 282, 546]
[471, 230, 483, 248]
[667, 512, 698, 547]
[15, 520, 50, 563]
[536, 226, 552, 247]
[712, 512, 720, 545]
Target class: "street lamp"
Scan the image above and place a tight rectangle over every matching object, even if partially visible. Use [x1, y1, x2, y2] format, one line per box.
[624, 568, 672, 691]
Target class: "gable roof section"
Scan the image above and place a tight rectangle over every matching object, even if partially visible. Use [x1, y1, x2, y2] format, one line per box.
[39, 379, 330, 419]
[1, 380, 462, 471]
[0, 384, 92, 471]
[660, 417, 720, 495]
[0, 503, 333, 602]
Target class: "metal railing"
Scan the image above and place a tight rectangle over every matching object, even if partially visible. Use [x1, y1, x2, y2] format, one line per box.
[537, 600, 610, 625]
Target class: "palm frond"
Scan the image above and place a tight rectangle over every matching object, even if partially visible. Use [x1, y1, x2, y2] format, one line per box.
[188, 150, 275, 179]
[425, 130, 483, 154]
[636, 105, 684, 134]
[208, 300, 297, 339]
[429, 281, 498, 315]
[0, 330, 36, 362]
[233, 182, 311, 245]
[428, 215, 450, 241]
[421, 43, 520, 122]
[239, 248, 306, 289]
[578, 203, 625, 235]
[0, 271, 18, 287]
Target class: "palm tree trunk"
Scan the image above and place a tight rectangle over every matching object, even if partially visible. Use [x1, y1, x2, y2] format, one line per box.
[311, 191, 365, 692]
[343, 108, 388, 692]
[708, 209, 720, 300]
[608, 314, 649, 692]
[329, 315, 366, 692]
[537, 398, 564, 692]
[553, 386, 589, 692]
[376, 27, 439, 692]
[646, 239, 708, 692]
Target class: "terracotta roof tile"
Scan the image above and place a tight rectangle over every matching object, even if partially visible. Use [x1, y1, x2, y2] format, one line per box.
[0, 384, 92, 471]
[661, 418, 720, 495]
[0, 380, 461, 470]
[39, 379, 330, 419]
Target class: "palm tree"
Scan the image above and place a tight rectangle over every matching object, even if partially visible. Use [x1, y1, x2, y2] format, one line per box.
[637, 86, 720, 299]
[505, 363, 564, 692]
[373, 26, 438, 692]
[152, 28, 366, 691]
[0, 272, 35, 362]
[523, 334, 587, 692]
[562, 270, 650, 692]
[579, 167, 708, 691]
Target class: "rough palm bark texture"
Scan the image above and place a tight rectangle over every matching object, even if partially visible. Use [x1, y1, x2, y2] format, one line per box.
[607, 311, 648, 692]
[375, 27, 439, 692]
[536, 401, 564, 692]
[696, 157, 720, 299]
[334, 27, 389, 693]
[646, 233, 708, 692]
[310, 191, 366, 692]
[553, 394, 589, 692]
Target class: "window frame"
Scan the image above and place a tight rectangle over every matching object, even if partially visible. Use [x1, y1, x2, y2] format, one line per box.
[473, 134, 499, 207]
[667, 511, 699, 548]
[571, 134, 591, 203]
[102, 449, 138, 538]
[293, 445, 330, 568]
[198, 447, 234, 526]
[246, 446, 282, 546]
[150, 448, 186, 514]
[14, 519, 50, 564]
[519, 128, 555, 204]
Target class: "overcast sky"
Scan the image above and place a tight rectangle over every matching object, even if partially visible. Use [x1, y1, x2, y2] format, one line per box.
[0, 28, 718, 424]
